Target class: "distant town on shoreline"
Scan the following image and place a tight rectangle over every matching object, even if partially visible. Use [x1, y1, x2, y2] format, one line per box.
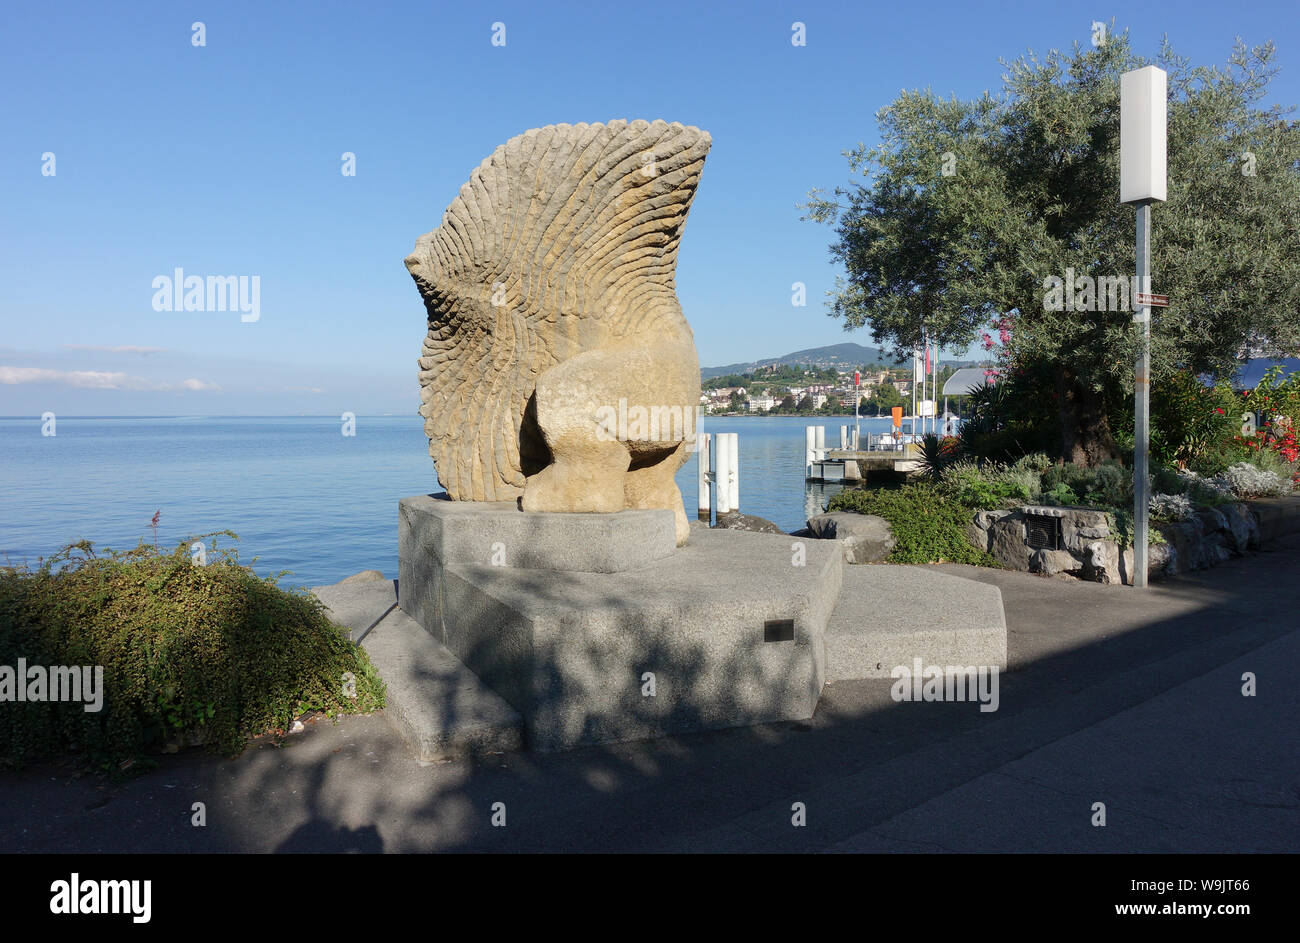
[700, 341, 987, 417]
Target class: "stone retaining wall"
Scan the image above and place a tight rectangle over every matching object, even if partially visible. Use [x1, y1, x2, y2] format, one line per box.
[968, 497, 1300, 585]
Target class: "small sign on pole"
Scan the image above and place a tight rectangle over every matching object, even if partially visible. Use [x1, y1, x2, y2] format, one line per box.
[1135, 292, 1169, 307]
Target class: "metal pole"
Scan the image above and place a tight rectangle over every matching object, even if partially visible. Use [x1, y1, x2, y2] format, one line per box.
[697, 432, 712, 522]
[855, 375, 860, 447]
[912, 351, 918, 436]
[1134, 202, 1152, 588]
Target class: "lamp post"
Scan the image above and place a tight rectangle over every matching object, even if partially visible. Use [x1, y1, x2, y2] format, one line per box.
[1120, 64, 1168, 588]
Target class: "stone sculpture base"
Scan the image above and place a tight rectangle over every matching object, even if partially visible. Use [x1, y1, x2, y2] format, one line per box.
[396, 495, 1009, 752]
[399, 495, 842, 751]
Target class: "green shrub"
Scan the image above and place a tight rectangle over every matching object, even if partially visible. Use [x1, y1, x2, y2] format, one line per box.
[0, 537, 385, 771]
[1107, 510, 1166, 549]
[1084, 462, 1131, 508]
[1150, 371, 1244, 468]
[1188, 445, 1241, 478]
[1152, 463, 1188, 496]
[940, 461, 1038, 510]
[956, 367, 1061, 463]
[827, 483, 1000, 566]
[1040, 462, 1093, 496]
[1150, 493, 1195, 522]
[1040, 460, 1131, 509]
[1012, 453, 1053, 473]
[1216, 462, 1294, 498]
[1243, 445, 1293, 478]
[1041, 482, 1080, 506]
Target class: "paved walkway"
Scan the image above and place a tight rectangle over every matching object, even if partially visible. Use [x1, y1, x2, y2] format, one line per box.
[3, 534, 1297, 852]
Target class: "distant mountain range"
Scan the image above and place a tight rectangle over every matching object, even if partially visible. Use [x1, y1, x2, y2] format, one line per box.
[701, 342, 979, 380]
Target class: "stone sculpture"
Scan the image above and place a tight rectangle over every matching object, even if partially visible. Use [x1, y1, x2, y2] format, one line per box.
[404, 120, 709, 545]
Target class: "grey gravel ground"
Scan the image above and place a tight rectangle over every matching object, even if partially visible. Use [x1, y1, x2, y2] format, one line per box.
[3, 534, 1297, 853]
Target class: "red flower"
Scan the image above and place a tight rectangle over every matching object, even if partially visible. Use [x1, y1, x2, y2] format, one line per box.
[1214, 408, 1225, 415]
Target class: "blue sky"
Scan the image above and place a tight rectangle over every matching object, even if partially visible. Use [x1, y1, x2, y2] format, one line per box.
[2, 0, 1297, 415]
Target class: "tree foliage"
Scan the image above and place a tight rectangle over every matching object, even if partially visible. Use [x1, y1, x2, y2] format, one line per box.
[806, 27, 1300, 464]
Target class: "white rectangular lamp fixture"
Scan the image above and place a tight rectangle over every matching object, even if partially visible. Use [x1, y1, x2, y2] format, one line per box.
[1120, 66, 1167, 205]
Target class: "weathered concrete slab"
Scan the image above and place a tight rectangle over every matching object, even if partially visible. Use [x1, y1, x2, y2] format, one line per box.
[401, 524, 842, 752]
[400, 493, 677, 574]
[311, 578, 522, 761]
[825, 565, 1007, 680]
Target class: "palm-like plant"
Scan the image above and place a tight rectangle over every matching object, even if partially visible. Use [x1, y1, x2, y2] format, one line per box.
[916, 433, 960, 481]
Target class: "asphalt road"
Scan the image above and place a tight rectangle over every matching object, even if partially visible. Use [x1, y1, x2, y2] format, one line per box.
[3, 534, 1298, 853]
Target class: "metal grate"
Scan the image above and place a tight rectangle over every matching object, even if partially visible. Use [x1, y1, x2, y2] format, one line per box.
[1025, 514, 1062, 551]
[764, 619, 795, 642]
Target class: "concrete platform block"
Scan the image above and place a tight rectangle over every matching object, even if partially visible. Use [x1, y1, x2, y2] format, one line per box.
[825, 566, 1007, 680]
[401, 522, 842, 751]
[312, 576, 522, 760]
[311, 577, 397, 642]
[360, 608, 523, 760]
[400, 493, 677, 573]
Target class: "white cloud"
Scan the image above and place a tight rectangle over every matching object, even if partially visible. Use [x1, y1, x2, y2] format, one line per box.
[61, 345, 167, 354]
[0, 366, 219, 392]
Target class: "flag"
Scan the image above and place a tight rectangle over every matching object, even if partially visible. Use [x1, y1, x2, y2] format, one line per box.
[925, 345, 932, 375]
[854, 370, 860, 387]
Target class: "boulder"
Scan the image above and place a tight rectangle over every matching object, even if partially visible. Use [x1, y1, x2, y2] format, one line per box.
[967, 509, 1013, 554]
[1083, 541, 1119, 584]
[1116, 542, 1176, 584]
[987, 515, 1034, 570]
[804, 512, 895, 564]
[1196, 507, 1230, 537]
[1160, 517, 1206, 570]
[1219, 502, 1260, 553]
[1062, 511, 1112, 554]
[1030, 548, 1082, 577]
[714, 511, 785, 535]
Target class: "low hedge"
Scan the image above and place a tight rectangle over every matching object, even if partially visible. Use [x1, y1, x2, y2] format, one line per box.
[827, 483, 1001, 566]
[0, 537, 384, 771]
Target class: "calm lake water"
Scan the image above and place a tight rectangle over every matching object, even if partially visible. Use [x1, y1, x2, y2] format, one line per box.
[0, 414, 922, 587]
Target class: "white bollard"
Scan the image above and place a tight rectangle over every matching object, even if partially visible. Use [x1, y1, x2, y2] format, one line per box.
[716, 433, 734, 514]
[697, 432, 712, 521]
[721, 432, 739, 512]
[805, 425, 816, 477]
[815, 425, 825, 456]
[840, 425, 848, 449]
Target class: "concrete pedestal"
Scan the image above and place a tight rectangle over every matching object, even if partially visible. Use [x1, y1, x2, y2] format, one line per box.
[394, 494, 1009, 754]
[399, 495, 842, 751]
